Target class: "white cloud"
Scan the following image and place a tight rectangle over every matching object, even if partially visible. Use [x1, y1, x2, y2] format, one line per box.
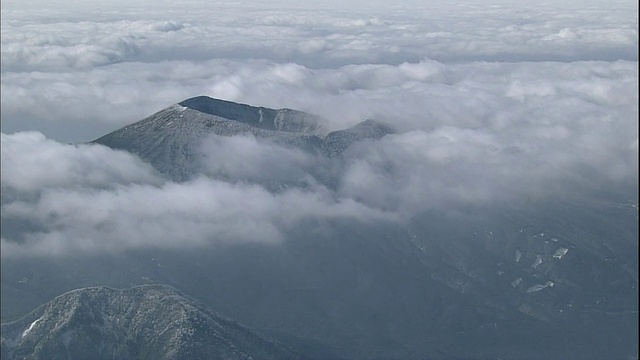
[0, 0, 637, 257]
[0, 132, 162, 194]
[197, 134, 318, 186]
[0, 177, 394, 257]
[2, 1, 636, 72]
[2, 0, 636, 142]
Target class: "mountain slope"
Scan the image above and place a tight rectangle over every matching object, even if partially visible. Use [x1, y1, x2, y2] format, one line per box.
[1, 285, 302, 360]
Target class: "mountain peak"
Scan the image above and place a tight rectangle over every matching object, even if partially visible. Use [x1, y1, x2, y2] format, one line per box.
[92, 97, 394, 181]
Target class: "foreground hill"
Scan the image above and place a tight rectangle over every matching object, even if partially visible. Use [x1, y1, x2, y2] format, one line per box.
[1, 285, 302, 360]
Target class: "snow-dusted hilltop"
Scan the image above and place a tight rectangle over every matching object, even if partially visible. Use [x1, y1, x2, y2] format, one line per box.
[92, 96, 393, 181]
[1, 285, 301, 360]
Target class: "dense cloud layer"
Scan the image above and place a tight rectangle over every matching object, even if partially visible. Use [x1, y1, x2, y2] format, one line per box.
[2, 0, 637, 140]
[1, 0, 638, 256]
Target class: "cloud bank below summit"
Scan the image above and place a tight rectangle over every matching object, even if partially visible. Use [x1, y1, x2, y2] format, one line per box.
[1, 0, 638, 256]
[1, 94, 637, 256]
[1, 132, 399, 257]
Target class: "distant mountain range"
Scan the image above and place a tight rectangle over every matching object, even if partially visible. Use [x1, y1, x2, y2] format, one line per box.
[2, 96, 637, 360]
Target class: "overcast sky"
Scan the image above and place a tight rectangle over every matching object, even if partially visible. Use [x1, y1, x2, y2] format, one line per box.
[1, 0, 637, 256]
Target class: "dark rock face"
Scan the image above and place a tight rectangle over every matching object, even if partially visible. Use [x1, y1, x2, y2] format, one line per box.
[1, 285, 301, 360]
[178, 96, 327, 135]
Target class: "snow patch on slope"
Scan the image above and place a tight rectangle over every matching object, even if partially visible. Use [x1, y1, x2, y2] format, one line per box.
[531, 255, 543, 269]
[526, 281, 554, 293]
[553, 247, 569, 259]
[22, 317, 42, 338]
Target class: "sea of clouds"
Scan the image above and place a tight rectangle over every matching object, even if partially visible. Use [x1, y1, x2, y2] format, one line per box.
[1, 0, 637, 256]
